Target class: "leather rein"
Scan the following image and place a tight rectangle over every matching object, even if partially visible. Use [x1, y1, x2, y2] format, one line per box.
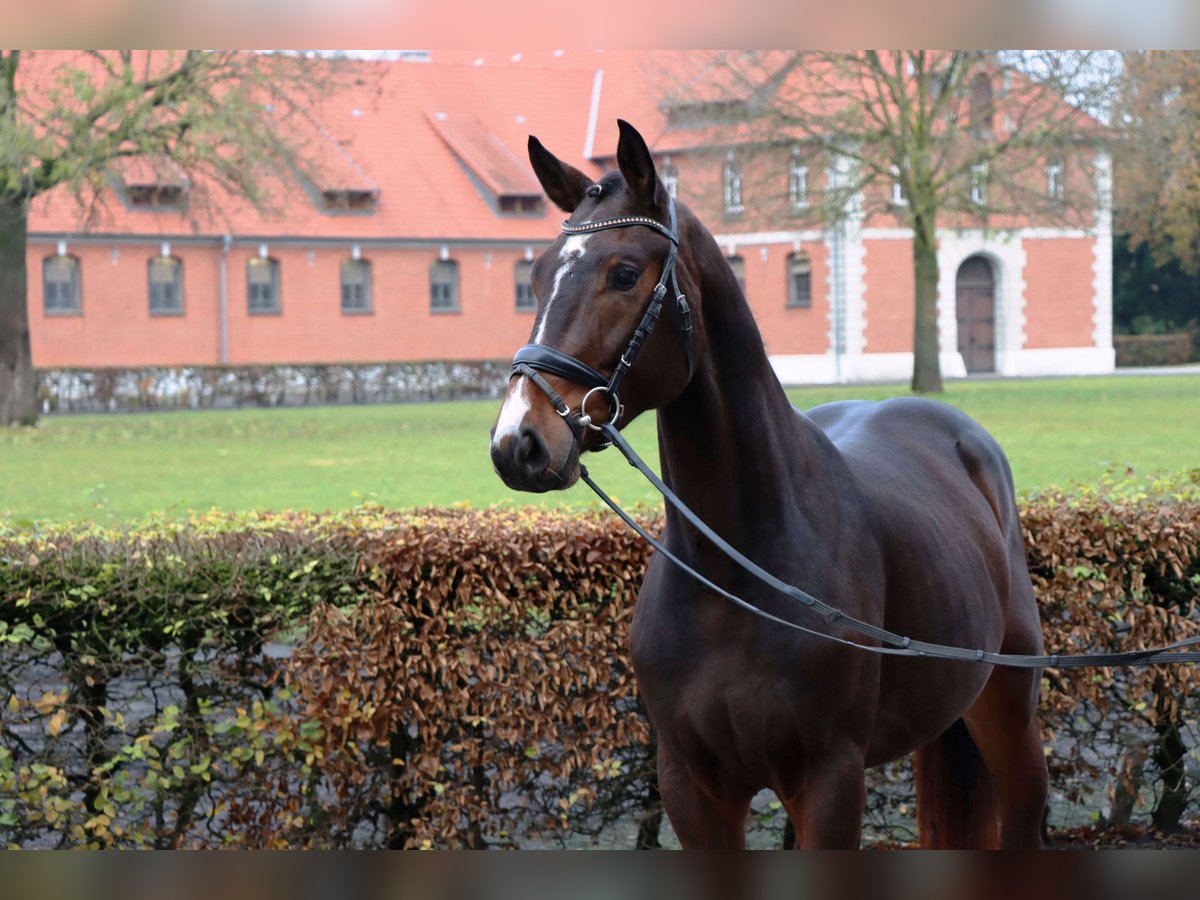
[509, 198, 1200, 670]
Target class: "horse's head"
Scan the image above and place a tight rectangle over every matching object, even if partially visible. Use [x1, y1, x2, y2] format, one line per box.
[490, 120, 699, 493]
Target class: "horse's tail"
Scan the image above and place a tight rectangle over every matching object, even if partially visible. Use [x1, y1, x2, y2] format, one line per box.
[914, 718, 1000, 849]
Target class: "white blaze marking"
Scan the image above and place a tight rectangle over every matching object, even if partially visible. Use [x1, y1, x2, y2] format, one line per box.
[492, 377, 537, 443]
[534, 234, 590, 343]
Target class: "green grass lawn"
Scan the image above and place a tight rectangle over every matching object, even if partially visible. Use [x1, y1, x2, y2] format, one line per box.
[1, 375, 1196, 523]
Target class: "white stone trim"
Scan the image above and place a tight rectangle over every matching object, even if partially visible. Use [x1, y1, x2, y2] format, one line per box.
[769, 347, 1116, 385]
[1017, 227, 1089, 240]
[843, 218, 867, 358]
[936, 229, 1027, 376]
[1091, 152, 1114, 352]
[583, 69, 603, 160]
[859, 227, 912, 240]
[859, 226, 1091, 241]
[997, 347, 1115, 377]
[770, 353, 838, 385]
[712, 229, 823, 247]
[769, 351, 966, 385]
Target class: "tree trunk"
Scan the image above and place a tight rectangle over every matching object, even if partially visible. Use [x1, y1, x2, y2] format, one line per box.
[1151, 682, 1188, 832]
[0, 196, 37, 426]
[910, 211, 944, 393]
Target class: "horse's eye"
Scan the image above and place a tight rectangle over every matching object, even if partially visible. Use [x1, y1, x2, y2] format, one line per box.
[609, 267, 640, 292]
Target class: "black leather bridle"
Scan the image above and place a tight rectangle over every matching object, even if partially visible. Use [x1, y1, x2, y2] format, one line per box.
[510, 195, 692, 448]
[506, 194, 1200, 670]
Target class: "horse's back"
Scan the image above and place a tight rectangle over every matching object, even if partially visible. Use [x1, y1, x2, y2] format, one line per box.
[803, 396, 1018, 528]
[802, 395, 1024, 574]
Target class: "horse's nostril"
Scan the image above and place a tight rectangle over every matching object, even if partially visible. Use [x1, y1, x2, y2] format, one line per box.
[514, 426, 550, 477]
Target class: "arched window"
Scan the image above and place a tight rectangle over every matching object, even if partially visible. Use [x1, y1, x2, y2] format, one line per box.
[723, 154, 743, 215]
[787, 253, 812, 308]
[430, 259, 460, 312]
[514, 260, 536, 311]
[247, 257, 280, 313]
[341, 258, 372, 313]
[726, 255, 746, 298]
[148, 255, 183, 315]
[43, 254, 81, 314]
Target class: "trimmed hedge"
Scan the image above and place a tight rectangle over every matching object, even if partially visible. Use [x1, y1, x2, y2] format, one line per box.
[2, 475, 1199, 847]
[1114, 334, 1194, 368]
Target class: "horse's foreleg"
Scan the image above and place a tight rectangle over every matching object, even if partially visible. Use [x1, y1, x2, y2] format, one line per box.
[656, 742, 751, 849]
[779, 759, 867, 849]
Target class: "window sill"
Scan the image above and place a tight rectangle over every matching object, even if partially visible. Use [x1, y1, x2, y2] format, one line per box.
[150, 309, 186, 317]
[248, 308, 283, 316]
[430, 307, 462, 315]
[341, 308, 375, 316]
[44, 308, 83, 317]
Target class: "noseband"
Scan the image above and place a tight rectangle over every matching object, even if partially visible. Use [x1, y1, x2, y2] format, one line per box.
[510, 195, 693, 448]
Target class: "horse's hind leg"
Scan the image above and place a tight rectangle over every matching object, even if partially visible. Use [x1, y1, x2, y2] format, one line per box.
[963, 665, 1049, 848]
[778, 758, 867, 848]
[914, 718, 1001, 848]
[656, 742, 751, 849]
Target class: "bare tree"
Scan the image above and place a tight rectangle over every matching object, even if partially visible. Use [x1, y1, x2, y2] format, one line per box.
[663, 51, 1117, 392]
[0, 50, 350, 426]
[1116, 51, 1200, 276]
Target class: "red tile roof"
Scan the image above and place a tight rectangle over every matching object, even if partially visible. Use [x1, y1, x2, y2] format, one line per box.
[427, 113, 542, 198]
[26, 51, 1104, 243]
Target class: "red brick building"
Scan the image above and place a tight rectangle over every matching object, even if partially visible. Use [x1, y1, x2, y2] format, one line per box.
[27, 51, 1114, 384]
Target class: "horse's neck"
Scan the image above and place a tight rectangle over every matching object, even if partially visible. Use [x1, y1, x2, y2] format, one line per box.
[656, 231, 841, 544]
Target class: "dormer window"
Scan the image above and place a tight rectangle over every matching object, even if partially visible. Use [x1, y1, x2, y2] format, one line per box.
[112, 156, 189, 209]
[497, 195, 544, 215]
[127, 184, 186, 207]
[321, 189, 379, 212]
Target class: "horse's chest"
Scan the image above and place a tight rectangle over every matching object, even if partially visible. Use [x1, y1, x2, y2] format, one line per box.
[630, 604, 870, 785]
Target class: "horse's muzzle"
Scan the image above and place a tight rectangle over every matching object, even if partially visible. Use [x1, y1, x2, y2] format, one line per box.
[490, 425, 577, 493]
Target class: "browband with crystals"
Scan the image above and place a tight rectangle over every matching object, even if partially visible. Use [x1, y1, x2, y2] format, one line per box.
[560, 214, 678, 244]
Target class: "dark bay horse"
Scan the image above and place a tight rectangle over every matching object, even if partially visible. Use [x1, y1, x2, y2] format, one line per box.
[489, 120, 1049, 849]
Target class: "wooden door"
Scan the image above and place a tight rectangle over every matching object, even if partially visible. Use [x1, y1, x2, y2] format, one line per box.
[955, 256, 995, 373]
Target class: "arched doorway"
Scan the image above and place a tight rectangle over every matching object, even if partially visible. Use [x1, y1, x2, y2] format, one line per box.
[955, 256, 996, 373]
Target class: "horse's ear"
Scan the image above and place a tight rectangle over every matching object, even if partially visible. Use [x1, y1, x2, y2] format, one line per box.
[616, 119, 666, 212]
[528, 135, 592, 213]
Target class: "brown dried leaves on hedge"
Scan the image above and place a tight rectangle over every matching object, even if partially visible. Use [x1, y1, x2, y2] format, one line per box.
[1, 478, 1198, 847]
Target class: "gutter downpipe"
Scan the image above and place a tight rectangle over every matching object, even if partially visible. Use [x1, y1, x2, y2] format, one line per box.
[219, 234, 231, 364]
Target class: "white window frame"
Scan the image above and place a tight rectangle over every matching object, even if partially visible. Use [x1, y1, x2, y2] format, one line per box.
[723, 155, 744, 215]
[970, 163, 988, 207]
[890, 165, 907, 207]
[661, 160, 678, 199]
[1046, 157, 1064, 201]
[788, 155, 808, 211]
